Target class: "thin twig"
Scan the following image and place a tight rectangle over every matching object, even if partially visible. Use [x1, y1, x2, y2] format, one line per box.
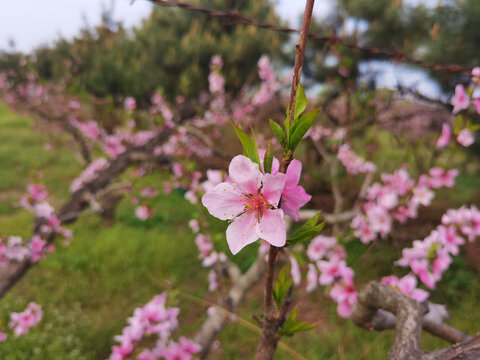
[150, 0, 471, 75]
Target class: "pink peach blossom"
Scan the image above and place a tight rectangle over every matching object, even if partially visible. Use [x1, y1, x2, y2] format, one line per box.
[306, 263, 318, 293]
[451, 84, 469, 114]
[381, 275, 429, 302]
[436, 123, 451, 148]
[457, 128, 475, 147]
[202, 156, 286, 254]
[427, 168, 458, 188]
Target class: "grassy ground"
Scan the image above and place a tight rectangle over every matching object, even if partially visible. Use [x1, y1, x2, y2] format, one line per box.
[0, 103, 479, 359]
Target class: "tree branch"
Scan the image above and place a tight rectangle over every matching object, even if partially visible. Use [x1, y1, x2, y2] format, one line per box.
[194, 257, 266, 359]
[352, 282, 479, 360]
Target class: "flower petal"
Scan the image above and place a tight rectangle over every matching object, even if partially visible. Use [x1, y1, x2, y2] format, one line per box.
[281, 185, 311, 221]
[201, 182, 245, 220]
[411, 288, 429, 302]
[261, 173, 286, 207]
[285, 159, 302, 188]
[256, 209, 286, 247]
[226, 212, 259, 255]
[398, 275, 416, 294]
[228, 155, 262, 194]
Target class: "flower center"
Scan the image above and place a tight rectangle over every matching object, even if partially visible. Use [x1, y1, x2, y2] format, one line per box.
[243, 192, 270, 221]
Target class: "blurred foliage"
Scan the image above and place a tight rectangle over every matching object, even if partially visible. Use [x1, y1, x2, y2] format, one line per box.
[336, 0, 480, 89]
[0, 0, 286, 105]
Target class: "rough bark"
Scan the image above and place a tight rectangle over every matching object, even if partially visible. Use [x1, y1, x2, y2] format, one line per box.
[351, 282, 479, 360]
[194, 258, 266, 359]
[0, 107, 191, 298]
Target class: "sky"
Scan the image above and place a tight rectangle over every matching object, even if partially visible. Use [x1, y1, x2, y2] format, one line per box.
[0, 0, 334, 52]
[0, 0, 153, 52]
[0, 0, 442, 97]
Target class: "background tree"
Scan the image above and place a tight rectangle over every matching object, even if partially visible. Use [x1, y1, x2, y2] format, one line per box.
[9, 0, 286, 106]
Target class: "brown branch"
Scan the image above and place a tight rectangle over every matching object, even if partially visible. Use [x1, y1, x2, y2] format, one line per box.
[194, 257, 266, 359]
[256, 2, 315, 359]
[354, 303, 469, 345]
[431, 334, 480, 360]
[286, 0, 315, 126]
[15, 97, 92, 164]
[150, 0, 471, 75]
[351, 282, 479, 360]
[0, 101, 196, 299]
[352, 282, 426, 360]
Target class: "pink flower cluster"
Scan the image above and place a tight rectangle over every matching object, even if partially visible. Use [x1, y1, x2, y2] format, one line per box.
[0, 236, 30, 262]
[308, 126, 346, 143]
[436, 123, 475, 148]
[230, 56, 281, 124]
[443, 69, 480, 147]
[337, 144, 376, 175]
[202, 155, 311, 255]
[351, 166, 458, 244]
[132, 187, 159, 221]
[135, 205, 155, 221]
[159, 128, 212, 159]
[251, 56, 280, 106]
[396, 206, 480, 289]
[451, 84, 470, 114]
[19, 184, 48, 208]
[70, 158, 108, 192]
[9, 302, 43, 337]
[450, 67, 480, 116]
[69, 119, 100, 141]
[1, 234, 55, 265]
[109, 293, 200, 360]
[208, 56, 225, 95]
[124, 96, 137, 112]
[380, 275, 429, 302]
[305, 235, 356, 317]
[150, 92, 174, 127]
[71, 118, 156, 158]
[187, 217, 226, 292]
[15, 183, 71, 259]
[29, 235, 55, 262]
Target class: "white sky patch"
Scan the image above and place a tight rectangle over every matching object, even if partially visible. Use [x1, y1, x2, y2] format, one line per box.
[359, 61, 444, 99]
[274, 0, 332, 27]
[0, 0, 152, 52]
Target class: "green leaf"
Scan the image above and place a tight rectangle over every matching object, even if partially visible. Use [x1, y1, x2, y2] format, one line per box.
[273, 264, 293, 308]
[231, 121, 260, 167]
[269, 119, 285, 147]
[289, 109, 320, 152]
[453, 115, 464, 135]
[250, 130, 262, 168]
[294, 82, 307, 121]
[264, 141, 274, 174]
[283, 82, 306, 148]
[279, 307, 316, 336]
[284, 115, 290, 148]
[232, 120, 252, 154]
[287, 211, 325, 246]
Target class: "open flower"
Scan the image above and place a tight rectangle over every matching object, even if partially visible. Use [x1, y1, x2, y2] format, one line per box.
[258, 150, 311, 221]
[451, 84, 469, 114]
[381, 274, 429, 302]
[280, 160, 312, 221]
[436, 123, 451, 148]
[457, 128, 475, 147]
[202, 155, 286, 254]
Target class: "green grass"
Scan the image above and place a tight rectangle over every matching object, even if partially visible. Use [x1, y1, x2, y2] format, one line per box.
[0, 103, 479, 359]
[0, 104, 207, 358]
